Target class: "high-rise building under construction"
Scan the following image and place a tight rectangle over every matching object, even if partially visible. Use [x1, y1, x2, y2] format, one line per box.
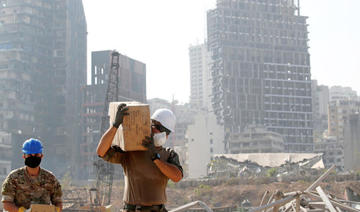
[0, 0, 87, 175]
[207, 0, 313, 152]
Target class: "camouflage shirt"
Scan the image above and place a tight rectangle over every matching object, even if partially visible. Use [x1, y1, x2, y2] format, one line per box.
[1, 167, 62, 209]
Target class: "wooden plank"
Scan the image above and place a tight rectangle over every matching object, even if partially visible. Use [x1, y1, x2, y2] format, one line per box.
[296, 196, 300, 212]
[305, 192, 360, 212]
[169, 201, 213, 212]
[169, 201, 200, 212]
[305, 165, 335, 192]
[272, 191, 284, 212]
[300, 206, 308, 212]
[250, 195, 297, 212]
[282, 191, 302, 212]
[283, 200, 295, 212]
[315, 186, 337, 212]
[308, 202, 325, 209]
[337, 199, 360, 204]
[267, 192, 275, 204]
[284, 191, 303, 196]
[260, 191, 269, 207]
[336, 206, 343, 212]
[264, 192, 275, 212]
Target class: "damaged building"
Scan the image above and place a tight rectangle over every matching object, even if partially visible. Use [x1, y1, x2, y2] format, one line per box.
[0, 131, 11, 181]
[207, 0, 313, 153]
[208, 153, 324, 178]
[229, 125, 284, 153]
[344, 113, 360, 172]
[311, 80, 329, 140]
[328, 100, 360, 142]
[0, 0, 87, 177]
[314, 136, 344, 171]
[345, 182, 360, 209]
[189, 43, 213, 111]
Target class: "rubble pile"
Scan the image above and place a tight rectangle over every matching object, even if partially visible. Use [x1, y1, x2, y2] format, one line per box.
[208, 153, 324, 178]
[250, 165, 360, 212]
[345, 183, 360, 209]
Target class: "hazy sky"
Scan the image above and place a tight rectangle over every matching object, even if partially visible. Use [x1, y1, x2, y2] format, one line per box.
[83, 0, 360, 103]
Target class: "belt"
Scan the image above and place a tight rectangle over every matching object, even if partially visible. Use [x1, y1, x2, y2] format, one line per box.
[124, 203, 165, 211]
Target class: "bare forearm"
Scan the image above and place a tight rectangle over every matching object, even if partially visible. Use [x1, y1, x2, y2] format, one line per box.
[3, 202, 19, 212]
[96, 127, 117, 157]
[153, 160, 183, 182]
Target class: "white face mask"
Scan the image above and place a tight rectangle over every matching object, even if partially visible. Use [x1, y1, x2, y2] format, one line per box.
[153, 132, 167, 147]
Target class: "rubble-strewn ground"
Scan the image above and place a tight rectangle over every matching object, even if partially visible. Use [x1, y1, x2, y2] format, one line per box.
[105, 178, 360, 210]
[2, 178, 357, 211]
[167, 181, 356, 208]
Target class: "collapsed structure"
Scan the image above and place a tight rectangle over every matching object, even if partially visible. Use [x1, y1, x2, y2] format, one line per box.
[250, 166, 360, 212]
[208, 153, 324, 178]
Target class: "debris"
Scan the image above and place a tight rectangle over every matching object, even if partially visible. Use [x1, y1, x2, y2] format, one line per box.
[249, 165, 360, 212]
[208, 153, 324, 178]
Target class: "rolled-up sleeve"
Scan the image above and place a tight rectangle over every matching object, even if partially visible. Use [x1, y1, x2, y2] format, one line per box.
[100, 146, 126, 165]
[167, 150, 183, 176]
[1, 175, 15, 203]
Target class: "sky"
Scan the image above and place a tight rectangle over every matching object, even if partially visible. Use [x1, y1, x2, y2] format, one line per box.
[83, 0, 360, 104]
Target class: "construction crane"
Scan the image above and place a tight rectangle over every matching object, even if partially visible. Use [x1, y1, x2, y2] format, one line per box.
[93, 50, 121, 206]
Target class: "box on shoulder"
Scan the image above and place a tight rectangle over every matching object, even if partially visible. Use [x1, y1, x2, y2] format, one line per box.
[109, 101, 151, 151]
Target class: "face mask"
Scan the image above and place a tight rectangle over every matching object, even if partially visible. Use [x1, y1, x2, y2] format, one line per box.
[25, 155, 42, 168]
[153, 132, 167, 147]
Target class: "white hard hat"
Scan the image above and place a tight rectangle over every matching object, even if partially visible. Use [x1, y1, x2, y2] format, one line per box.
[151, 108, 176, 132]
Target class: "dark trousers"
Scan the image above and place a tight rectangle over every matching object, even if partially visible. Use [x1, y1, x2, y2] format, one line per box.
[123, 204, 167, 212]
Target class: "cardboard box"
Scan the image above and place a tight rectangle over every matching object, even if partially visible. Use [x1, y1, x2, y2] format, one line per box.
[108, 102, 150, 151]
[30, 204, 56, 212]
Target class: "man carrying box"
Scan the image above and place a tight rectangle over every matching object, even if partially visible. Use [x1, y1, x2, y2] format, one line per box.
[97, 104, 183, 212]
[1, 138, 62, 212]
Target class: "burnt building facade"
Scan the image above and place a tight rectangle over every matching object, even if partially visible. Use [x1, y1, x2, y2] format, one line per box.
[0, 0, 87, 176]
[207, 0, 312, 153]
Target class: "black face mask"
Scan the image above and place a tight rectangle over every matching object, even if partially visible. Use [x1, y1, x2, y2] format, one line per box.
[24, 156, 42, 168]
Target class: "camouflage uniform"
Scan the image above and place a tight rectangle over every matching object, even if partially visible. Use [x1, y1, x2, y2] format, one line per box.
[1, 167, 62, 209]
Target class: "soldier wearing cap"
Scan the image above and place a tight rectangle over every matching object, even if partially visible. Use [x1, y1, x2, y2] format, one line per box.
[1, 138, 62, 212]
